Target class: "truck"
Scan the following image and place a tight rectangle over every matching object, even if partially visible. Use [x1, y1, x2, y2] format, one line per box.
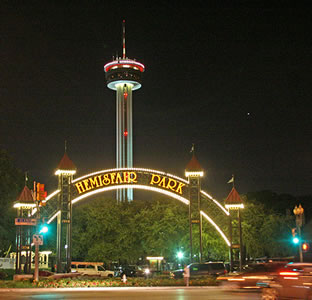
[71, 262, 114, 278]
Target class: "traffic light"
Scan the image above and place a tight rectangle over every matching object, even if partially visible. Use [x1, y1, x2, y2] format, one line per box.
[302, 242, 310, 252]
[292, 228, 299, 244]
[39, 218, 49, 234]
[36, 183, 47, 205]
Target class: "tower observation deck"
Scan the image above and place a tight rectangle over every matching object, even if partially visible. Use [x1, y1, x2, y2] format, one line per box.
[104, 21, 145, 202]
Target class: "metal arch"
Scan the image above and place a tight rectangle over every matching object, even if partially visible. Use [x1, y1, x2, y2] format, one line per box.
[46, 184, 230, 247]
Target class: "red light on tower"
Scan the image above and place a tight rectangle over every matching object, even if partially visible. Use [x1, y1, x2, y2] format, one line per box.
[124, 131, 128, 137]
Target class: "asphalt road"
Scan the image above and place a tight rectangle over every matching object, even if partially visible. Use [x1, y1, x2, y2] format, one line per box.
[0, 287, 261, 300]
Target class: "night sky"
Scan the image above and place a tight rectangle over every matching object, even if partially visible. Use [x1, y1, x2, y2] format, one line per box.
[1, 2, 311, 199]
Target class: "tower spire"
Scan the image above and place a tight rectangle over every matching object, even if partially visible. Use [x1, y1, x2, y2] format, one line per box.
[122, 20, 126, 59]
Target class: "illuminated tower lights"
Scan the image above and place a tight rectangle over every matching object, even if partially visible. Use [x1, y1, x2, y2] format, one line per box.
[104, 20, 145, 202]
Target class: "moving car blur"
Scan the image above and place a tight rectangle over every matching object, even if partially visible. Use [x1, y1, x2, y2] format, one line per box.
[170, 262, 227, 279]
[260, 262, 312, 299]
[217, 262, 286, 290]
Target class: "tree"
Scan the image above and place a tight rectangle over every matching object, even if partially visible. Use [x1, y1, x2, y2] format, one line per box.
[0, 149, 24, 255]
[242, 201, 294, 259]
[71, 196, 190, 265]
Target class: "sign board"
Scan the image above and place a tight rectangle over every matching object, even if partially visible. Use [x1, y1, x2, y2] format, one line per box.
[73, 169, 188, 198]
[191, 219, 200, 224]
[33, 234, 43, 246]
[232, 244, 240, 249]
[15, 218, 37, 226]
[21, 245, 30, 250]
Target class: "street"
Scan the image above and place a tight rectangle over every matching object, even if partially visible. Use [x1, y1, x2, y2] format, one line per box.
[0, 287, 261, 299]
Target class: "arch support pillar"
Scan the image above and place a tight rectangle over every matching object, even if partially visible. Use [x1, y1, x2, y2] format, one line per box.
[56, 173, 73, 273]
[55, 152, 76, 273]
[188, 175, 203, 262]
[185, 153, 204, 263]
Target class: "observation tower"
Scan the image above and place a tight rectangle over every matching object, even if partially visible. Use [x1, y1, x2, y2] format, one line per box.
[104, 20, 145, 202]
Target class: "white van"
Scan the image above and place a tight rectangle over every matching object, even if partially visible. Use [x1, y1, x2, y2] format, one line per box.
[71, 262, 114, 278]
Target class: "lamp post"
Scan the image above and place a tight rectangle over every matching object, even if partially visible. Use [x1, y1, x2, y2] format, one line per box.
[293, 204, 304, 262]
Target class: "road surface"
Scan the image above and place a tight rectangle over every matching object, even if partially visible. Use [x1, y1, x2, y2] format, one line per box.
[0, 286, 261, 299]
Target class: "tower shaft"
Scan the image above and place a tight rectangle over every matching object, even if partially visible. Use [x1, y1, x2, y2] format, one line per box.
[116, 83, 133, 201]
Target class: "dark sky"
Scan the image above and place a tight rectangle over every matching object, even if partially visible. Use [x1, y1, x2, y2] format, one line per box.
[1, 2, 311, 199]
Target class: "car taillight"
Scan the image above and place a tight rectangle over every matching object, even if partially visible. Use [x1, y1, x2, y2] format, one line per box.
[279, 271, 300, 276]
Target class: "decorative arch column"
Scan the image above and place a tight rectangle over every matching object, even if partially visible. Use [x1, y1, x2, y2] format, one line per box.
[13, 186, 36, 274]
[185, 153, 204, 263]
[225, 186, 244, 272]
[55, 152, 76, 273]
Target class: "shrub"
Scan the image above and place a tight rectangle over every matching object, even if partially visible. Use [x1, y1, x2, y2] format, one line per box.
[0, 271, 7, 280]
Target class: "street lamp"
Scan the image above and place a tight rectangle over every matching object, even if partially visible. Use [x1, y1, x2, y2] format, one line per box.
[293, 204, 304, 262]
[177, 251, 184, 267]
[177, 251, 184, 260]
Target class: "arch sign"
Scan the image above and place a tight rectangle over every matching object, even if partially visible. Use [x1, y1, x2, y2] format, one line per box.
[45, 168, 230, 247]
[72, 168, 190, 204]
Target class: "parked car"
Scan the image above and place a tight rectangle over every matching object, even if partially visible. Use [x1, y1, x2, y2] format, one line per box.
[259, 262, 312, 299]
[114, 265, 146, 277]
[71, 262, 114, 278]
[217, 262, 286, 290]
[170, 262, 227, 279]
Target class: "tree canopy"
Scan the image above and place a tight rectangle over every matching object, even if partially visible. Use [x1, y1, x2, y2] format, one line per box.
[70, 190, 302, 265]
[0, 149, 24, 255]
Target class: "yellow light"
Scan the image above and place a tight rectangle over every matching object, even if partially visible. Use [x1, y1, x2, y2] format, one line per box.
[47, 186, 230, 249]
[55, 170, 76, 175]
[72, 168, 188, 185]
[200, 211, 231, 247]
[40, 251, 52, 255]
[47, 210, 61, 224]
[44, 189, 61, 202]
[185, 171, 204, 177]
[146, 257, 164, 260]
[13, 203, 36, 208]
[72, 184, 190, 206]
[225, 204, 244, 209]
[201, 190, 229, 216]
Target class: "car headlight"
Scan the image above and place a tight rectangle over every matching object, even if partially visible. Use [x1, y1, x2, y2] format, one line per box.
[144, 268, 150, 275]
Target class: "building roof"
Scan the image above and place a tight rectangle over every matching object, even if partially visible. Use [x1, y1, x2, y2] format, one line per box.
[185, 154, 203, 172]
[224, 187, 243, 205]
[16, 186, 34, 204]
[56, 152, 76, 171]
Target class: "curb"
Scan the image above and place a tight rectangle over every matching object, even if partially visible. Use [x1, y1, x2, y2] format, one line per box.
[0, 286, 218, 292]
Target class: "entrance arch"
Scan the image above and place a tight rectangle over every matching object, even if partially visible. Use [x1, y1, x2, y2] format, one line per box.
[43, 168, 230, 251]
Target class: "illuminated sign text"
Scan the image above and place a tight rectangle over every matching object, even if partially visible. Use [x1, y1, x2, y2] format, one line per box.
[149, 174, 185, 195]
[75, 172, 137, 194]
[73, 169, 187, 197]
